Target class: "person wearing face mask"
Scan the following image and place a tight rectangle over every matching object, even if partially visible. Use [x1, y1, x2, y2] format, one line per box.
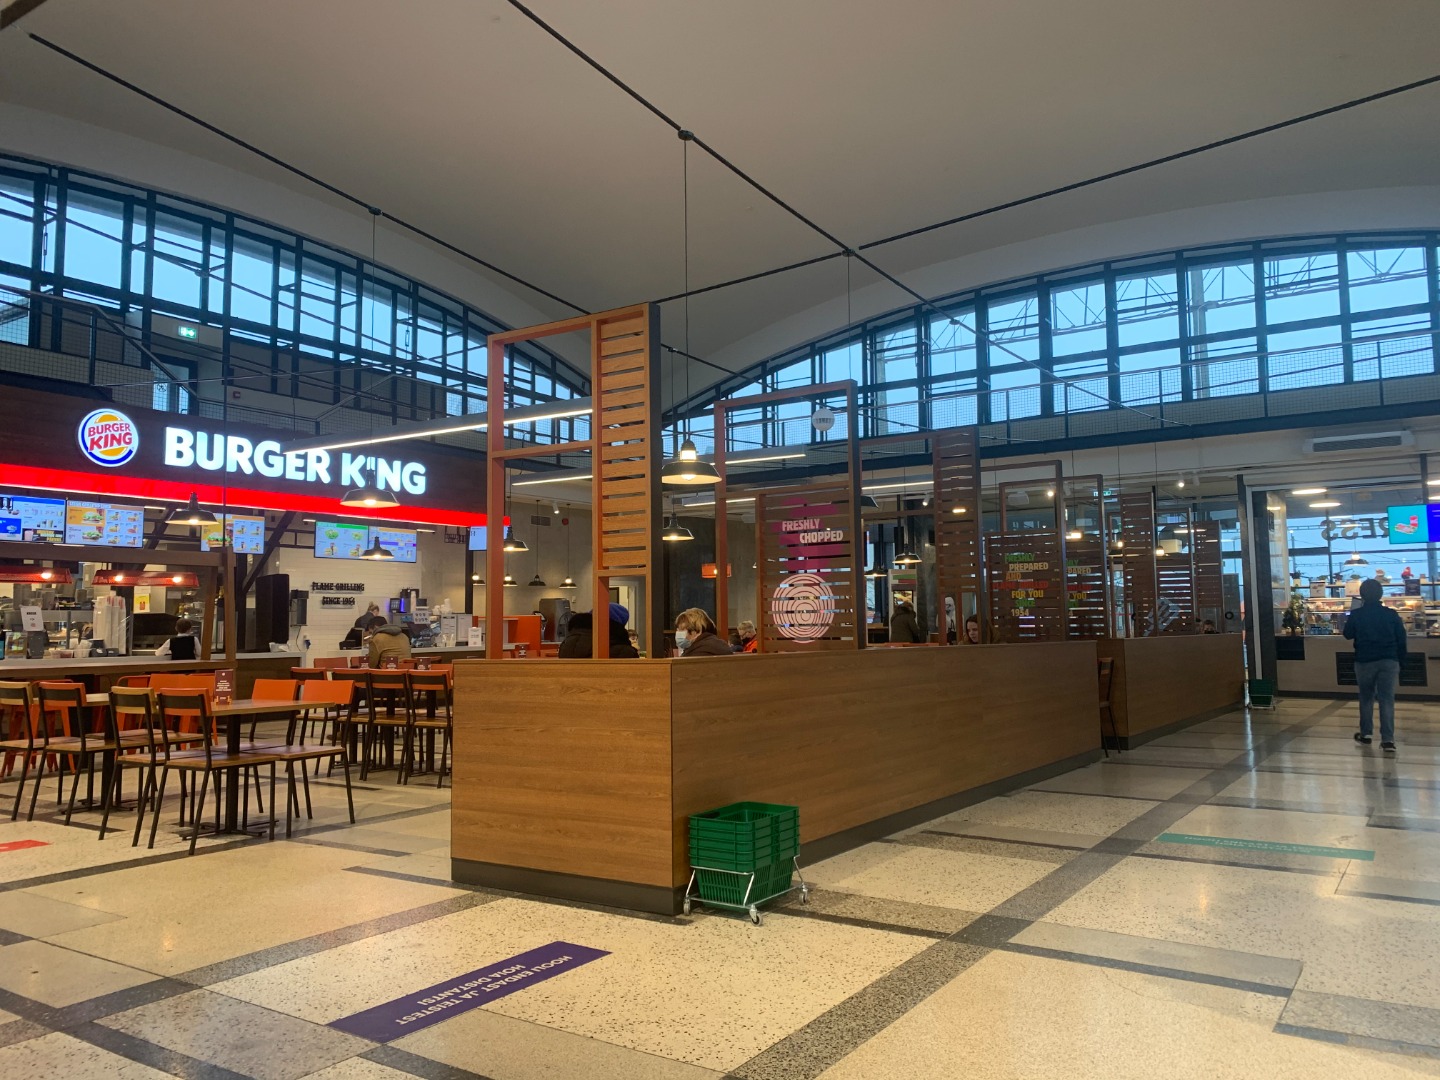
[674, 607, 732, 657]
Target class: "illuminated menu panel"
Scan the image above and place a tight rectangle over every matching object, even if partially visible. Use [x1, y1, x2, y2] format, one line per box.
[314, 520, 369, 560]
[0, 494, 66, 543]
[468, 525, 488, 551]
[199, 515, 266, 555]
[64, 500, 144, 548]
[369, 527, 417, 563]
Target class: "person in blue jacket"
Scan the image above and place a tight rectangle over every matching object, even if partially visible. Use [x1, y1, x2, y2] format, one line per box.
[1343, 577, 1407, 752]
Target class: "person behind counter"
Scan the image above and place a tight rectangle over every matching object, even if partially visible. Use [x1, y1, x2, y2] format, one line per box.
[889, 600, 925, 644]
[354, 602, 386, 634]
[558, 606, 639, 658]
[154, 618, 199, 660]
[675, 608, 733, 656]
[1344, 577, 1406, 752]
[368, 623, 413, 668]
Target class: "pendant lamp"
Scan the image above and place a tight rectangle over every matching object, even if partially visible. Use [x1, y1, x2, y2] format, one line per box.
[560, 510, 577, 587]
[663, 133, 721, 487]
[361, 538, 393, 560]
[167, 493, 219, 526]
[894, 550, 921, 567]
[341, 469, 399, 510]
[1344, 551, 1369, 567]
[502, 574, 517, 587]
[527, 515, 546, 585]
[662, 513, 695, 542]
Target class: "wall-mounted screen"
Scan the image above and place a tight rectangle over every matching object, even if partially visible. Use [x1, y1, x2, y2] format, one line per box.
[199, 514, 266, 555]
[64, 500, 144, 547]
[369, 527, 417, 563]
[468, 525, 488, 551]
[314, 520, 368, 559]
[0, 494, 66, 543]
[1387, 504, 1432, 545]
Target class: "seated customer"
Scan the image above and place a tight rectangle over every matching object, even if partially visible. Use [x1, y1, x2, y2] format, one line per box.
[735, 619, 758, 653]
[154, 618, 200, 660]
[558, 608, 639, 658]
[367, 623, 412, 667]
[889, 600, 925, 643]
[675, 608, 733, 657]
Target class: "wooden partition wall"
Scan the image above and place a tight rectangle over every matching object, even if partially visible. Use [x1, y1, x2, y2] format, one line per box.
[932, 427, 983, 642]
[484, 304, 662, 657]
[1116, 492, 1160, 637]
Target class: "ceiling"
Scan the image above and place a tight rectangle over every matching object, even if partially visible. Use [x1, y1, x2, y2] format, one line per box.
[2, 0, 1439, 397]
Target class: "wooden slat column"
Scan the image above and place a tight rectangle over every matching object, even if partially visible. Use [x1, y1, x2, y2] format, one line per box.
[1118, 492, 1159, 637]
[591, 308, 662, 656]
[932, 427, 983, 642]
[987, 532, 1066, 642]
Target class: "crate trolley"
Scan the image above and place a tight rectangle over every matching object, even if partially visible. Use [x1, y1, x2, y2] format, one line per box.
[684, 801, 809, 925]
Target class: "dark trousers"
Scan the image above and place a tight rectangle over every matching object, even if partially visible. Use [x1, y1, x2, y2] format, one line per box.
[1355, 658, 1399, 743]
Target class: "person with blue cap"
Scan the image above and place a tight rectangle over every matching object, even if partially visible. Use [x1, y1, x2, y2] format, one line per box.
[558, 603, 639, 658]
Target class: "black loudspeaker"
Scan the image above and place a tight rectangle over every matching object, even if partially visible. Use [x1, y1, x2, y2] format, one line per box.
[252, 573, 290, 651]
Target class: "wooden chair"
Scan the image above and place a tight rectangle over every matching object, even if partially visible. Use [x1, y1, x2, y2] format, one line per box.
[364, 670, 413, 781]
[313, 656, 351, 670]
[291, 667, 329, 683]
[1097, 657, 1121, 756]
[404, 670, 452, 787]
[245, 707, 355, 837]
[0, 681, 46, 821]
[101, 687, 202, 844]
[37, 681, 145, 831]
[245, 679, 300, 746]
[298, 678, 354, 772]
[153, 691, 279, 854]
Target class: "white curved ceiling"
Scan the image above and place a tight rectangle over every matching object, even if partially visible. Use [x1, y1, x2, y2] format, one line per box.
[2, 0, 1439, 391]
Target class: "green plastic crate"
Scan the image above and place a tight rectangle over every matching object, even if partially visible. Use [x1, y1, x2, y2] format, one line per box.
[1248, 678, 1276, 708]
[689, 801, 800, 879]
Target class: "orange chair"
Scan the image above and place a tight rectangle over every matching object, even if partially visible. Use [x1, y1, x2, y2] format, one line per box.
[291, 667, 329, 683]
[0, 681, 46, 821]
[313, 657, 351, 670]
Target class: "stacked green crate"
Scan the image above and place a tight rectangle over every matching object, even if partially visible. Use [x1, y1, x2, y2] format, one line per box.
[688, 802, 799, 906]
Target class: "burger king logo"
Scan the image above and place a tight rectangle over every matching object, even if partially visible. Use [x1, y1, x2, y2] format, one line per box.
[78, 409, 139, 468]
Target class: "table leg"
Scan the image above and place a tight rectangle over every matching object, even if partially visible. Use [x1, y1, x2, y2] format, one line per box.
[224, 715, 242, 832]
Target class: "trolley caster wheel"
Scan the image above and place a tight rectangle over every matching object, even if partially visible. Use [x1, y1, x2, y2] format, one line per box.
[682, 898, 692, 916]
[799, 885, 810, 904]
[749, 905, 762, 925]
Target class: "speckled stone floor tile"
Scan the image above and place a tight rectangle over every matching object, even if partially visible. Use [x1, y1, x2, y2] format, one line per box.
[1280, 988, 1440, 1051]
[914, 821, 1106, 850]
[295, 1058, 416, 1080]
[930, 789, 1160, 837]
[802, 841, 1056, 912]
[1338, 872, 1440, 904]
[212, 896, 928, 1072]
[28, 841, 463, 975]
[0, 1030, 176, 1079]
[1122, 744, 1252, 768]
[1045, 856, 1440, 1011]
[394, 1007, 726, 1079]
[890, 831, 1077, 864]
[0, 938, 157, 1006]
[769, 885, 978, 936]
[1147, 732, 1261, 750]
[816, 950, 1433, 1080]
[1028, 761, 1207, 800]
[0, 818, 238, 885]
[98, 988, 373, 1080]
[0, 888, 124, 938]
[1167, 802, 1375, 850]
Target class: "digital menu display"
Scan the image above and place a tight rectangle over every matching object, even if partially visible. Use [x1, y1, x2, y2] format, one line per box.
[1387, 504, 1434, 545]
[468, 525, 488, 551]
[199, 515, 266, 555]
[369, 527, 417, 563]
[0, 495, 66, 543]
[64, 500, 144, 548]
[314, 520, 369, 560]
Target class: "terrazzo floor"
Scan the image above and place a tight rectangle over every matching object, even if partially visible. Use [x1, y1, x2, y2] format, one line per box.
[2, 697, 1439, 1078]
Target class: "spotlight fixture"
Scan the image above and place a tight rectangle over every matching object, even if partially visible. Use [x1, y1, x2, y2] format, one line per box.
[340, 471, 399, 509]
[360, 539, 393, 560]
[167, 493, 218, 526]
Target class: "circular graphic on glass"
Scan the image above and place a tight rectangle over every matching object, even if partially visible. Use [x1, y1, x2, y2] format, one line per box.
[769, 572, 836, 642]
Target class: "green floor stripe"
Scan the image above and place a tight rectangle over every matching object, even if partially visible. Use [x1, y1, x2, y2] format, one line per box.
[1156, 833, 1375, 860]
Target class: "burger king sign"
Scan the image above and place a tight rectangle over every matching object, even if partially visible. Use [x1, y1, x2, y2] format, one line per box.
[78, 409, 139, 468]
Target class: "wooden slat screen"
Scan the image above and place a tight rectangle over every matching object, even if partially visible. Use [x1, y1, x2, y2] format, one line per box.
[932, 427, 983, 640]
[987, 532, 1067, 642]
[755, 479, 862, 653]
[593, 310, 657, 578]
[1117, 492, 1159, 636]
[1157, 508, 1196, 633]
[1066, 538, 1109, 639]
[1192, 521, 1224, 627]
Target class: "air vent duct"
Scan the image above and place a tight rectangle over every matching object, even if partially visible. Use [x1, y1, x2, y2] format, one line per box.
[1303, 430, 1412, 454]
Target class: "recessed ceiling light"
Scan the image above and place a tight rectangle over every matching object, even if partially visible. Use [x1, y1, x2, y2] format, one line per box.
[1309, 500, 1341, 509]
[1291, 487, 1326, 496]
[1427, 479, 1440, 487]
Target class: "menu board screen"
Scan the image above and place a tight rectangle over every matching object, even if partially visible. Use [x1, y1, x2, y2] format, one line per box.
[1387, 504, 1432, 545]
[64, 500, 144, 548]
[0, 494, 66, 543]
[314, 520, 369, 560]
[370, 527, 417, 563]
[199, 515, 266, 555]
[468, 525, 488, 551]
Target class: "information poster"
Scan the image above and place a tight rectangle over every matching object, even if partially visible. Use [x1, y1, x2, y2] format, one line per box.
[0, 494, 65, 543]
[64, 500, 144, 547]
[369, 527, 417, 563]
[214, 668, 235, 706]
[19, 605, 43, 632]
[314, 520, 368, 560]
[200, 514, 266, 555]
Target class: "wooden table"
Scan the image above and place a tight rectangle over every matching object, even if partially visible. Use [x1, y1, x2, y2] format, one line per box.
[211, 698, 301, 834]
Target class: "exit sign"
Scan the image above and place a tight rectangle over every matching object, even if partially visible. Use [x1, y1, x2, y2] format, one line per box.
[177, 325, 199, 339]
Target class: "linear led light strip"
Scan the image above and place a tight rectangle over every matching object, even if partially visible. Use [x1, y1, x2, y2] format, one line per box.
[281, 399, 594, 454]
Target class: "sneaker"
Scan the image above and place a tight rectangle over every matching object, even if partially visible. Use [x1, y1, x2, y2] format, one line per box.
[1382, 742, 1397, 753]
[1354, 732, 1372, 745]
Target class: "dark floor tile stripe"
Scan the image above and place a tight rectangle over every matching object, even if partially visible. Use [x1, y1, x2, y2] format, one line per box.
[0, 927, 27, 946]
[1022, 787, 1162, 804]
[73, 1020, 258, 1080]
[1368, 815, 1440, 832]
[176, 893, 495, 986]
[1275, 1024, 1440, 1061]
[291, 836, 415, 857]
[766, 906, 950, 940]
[1336, 887, 1440, 907]
[0, 837, 256, 894]
[1209, 795, 1370, 816]
[362, 1043, 498, 1079]
[1130, 850, 1343, 878]
[998, 942, 1291, 997]
[0, 1018, 49, 1049]
[919, 829, 1092, 851]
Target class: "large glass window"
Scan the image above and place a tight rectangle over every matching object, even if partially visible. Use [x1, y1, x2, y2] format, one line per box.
[1187, 260, 1256, 336]
[1049, 280, 1107, 357]
[1115, 268, 1178, 347]
[1348, 246, 1429, 312]
[1264, 252, 1340, 324]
